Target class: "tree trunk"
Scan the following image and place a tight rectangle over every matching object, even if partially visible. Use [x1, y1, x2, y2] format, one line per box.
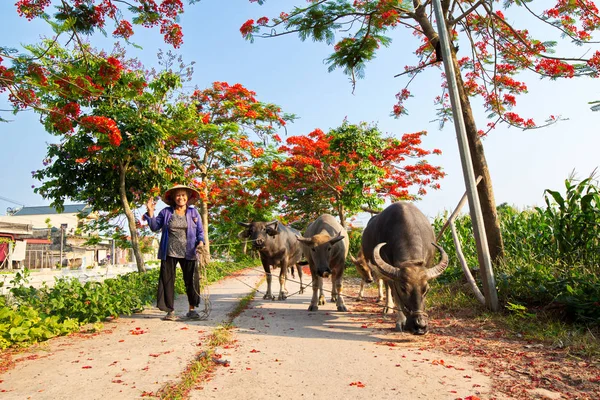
[118, 164, 146, 273]
[337, 202, 346, 228]
[411, 1, 505, 264]
[450, 52, 505, 264]
[199, 186, 211, 264]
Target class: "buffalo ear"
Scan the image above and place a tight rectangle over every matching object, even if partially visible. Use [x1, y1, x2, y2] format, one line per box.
[238, 229, 250, 239]
[266, 221, 279, 236]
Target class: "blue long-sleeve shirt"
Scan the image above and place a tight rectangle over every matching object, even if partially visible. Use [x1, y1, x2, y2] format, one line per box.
[144, 206, 205, 260]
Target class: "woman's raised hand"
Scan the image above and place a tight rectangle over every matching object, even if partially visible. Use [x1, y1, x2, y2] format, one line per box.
[146, 197, 156, 217]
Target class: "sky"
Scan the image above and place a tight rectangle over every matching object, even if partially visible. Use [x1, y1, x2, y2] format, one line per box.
[0, 0, 599, 222]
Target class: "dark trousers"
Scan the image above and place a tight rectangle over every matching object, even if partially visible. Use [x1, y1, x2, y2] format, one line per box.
[156, 257, 200, 312]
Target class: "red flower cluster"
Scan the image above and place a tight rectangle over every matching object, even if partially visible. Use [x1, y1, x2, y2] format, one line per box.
[27, 64, 48, 86]
[16, 0, 51, 20]
[535, 58, 575, 78]
[0, 59, 15, 93]
[87, 144, 103, 153]
[80, 115, 122, 146]
[161, 22, 183, 48]
[113, 20, 134, 39]
[240, 19, 255, 38]
[159, 0, 184, 19]
[98, 57, 123, 84]
[377, 9, 399, 28]
[9, 88, 38, 109]
[48, 103, 81, 133]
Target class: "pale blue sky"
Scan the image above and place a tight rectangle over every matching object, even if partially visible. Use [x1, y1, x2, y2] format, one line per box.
[0, 0, 599, 220]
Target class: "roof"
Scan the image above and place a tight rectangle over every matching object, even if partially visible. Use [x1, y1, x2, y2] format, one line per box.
[12, 204, 91, 217]
[24, 238, 52, 244]
[0, 220, 33, 235]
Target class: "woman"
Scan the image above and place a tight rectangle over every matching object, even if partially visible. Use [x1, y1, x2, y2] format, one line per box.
[144, 185, 205, 321]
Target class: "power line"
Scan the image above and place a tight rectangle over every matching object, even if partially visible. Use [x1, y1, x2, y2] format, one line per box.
[0, 195, 25, 207]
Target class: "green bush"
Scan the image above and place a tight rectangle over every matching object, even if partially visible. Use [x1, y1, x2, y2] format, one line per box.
[431, 172, 600, 325]
[1, 259, 253, 349]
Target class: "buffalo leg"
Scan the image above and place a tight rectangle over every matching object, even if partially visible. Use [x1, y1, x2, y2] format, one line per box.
[383, 281, 395, 314]
[278, 262, 288, 301]
[377, 279, 385, 302]
[330, 279, 337, 303]
[318, 276, 326, 306]
[332, 270, 347, 312]
[263, 264, 275, 300]
[390, 285, 407, 331]
[308, 275, 321, 311]
[296, 264, 304, 294]
[357, 280, 366, 300]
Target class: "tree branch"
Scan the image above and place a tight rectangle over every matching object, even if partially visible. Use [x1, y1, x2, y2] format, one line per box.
[448, 0, 484, 26]
[521, 1, 600, 44]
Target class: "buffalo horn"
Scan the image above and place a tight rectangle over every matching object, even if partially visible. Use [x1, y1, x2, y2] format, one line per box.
[237, 222, 251, 228]
[296, 234, 313, 245]
[372, 243, 403, 280]
[328, 231, 345, 245]
[425, 243, 449, 280]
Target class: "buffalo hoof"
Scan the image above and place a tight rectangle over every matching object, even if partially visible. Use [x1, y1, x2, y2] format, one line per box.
[318, 295, 326, 306]
[278, 293, 288, 301]
[263, 293, 275, 300]
[308, 305, 319, 311]
[337, 304, 348, 312]
[330, 296, 337, 303]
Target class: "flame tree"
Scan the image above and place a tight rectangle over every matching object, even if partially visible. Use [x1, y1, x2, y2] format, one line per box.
[267, 120, 445, 227]
[166, 81, 295, 255]
[2, 1, 198, 270]
[30, 44, 184, 272]
[242, 0, 600, 263]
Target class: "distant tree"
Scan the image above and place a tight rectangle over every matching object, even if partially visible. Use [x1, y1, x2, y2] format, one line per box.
[268, 120, 444, 227]
[243, 0, 600, 263]
[167, 81, 295, 256]
[32, 45, 184, 272]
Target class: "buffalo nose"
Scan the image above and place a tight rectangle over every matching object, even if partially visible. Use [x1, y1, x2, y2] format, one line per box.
[413, 327, 428, 335]
[319, 270, 331, 278]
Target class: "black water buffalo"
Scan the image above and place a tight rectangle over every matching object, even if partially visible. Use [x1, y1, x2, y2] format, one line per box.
[362, 201, 448, 335]
[238, 220, 304, 300]
[350, 248, 394, 314]
[296, 214, 349, 312]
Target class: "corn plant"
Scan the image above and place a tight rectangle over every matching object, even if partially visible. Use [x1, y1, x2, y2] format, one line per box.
[537, 171, 600, 270]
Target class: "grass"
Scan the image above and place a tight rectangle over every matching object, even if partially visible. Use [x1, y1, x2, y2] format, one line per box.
[156, 277, 262, 399]
[155, 324, 237, 400]
[426, 280, 600, 361]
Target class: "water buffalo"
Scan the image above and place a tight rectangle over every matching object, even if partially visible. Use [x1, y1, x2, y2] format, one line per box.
[296, 214, 349, 312]
[238, 220, 304, 300]
[350, 249, 394, 314]
[362, 201, 448, 335]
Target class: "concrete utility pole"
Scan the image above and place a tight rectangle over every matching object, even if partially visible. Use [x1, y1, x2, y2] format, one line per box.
[60, 223, 67, 269]
[432, 0, 499, 311]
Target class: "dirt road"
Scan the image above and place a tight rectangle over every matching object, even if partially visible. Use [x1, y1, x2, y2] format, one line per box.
[1, 268, 598, 399]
